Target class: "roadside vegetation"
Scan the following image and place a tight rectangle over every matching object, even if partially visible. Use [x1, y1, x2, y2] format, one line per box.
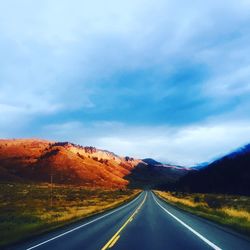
[0, 182, 140, 247]
[155, 191, 250, 236]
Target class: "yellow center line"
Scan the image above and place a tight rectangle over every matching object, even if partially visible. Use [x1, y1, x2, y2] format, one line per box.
[108, 235, 120, 248]
[101, 192, 147, 250]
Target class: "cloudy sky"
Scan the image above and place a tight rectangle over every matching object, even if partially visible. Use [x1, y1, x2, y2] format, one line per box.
[1, 0, 250, 166]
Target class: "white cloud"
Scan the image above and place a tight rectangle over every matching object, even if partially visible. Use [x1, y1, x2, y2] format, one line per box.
[1, 0, 250, 163]
[41, 119, 250, 166]
[1, 0, 250, 108]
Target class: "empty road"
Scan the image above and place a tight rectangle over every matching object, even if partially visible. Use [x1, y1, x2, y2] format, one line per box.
[9, 191, 250, 250]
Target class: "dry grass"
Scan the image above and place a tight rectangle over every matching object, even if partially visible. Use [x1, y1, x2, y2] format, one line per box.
[156, 191, 206, 208]
[0, 182, 140, 247]
[222, 207, 250, 221]
[155, 190, 250, 236]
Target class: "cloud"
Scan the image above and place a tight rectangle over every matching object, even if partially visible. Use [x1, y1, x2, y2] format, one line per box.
[1, 0, 250, 163]
[41, 119, 250, 166]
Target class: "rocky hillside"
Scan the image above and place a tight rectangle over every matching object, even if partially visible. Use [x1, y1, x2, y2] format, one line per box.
[0, 139, 140, 188]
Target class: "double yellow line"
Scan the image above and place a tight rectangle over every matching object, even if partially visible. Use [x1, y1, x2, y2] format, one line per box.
[101, 192, 147, 250]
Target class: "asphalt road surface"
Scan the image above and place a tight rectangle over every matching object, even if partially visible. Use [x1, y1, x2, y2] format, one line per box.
[9, 191, 250, 250]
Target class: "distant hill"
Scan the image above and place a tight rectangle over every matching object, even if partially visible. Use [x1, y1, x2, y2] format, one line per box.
[178, 144, 250, 195]
[142, 158, 162, 165]
[142, 158, 189, 170]
[125, 158, 189, 189]
[0, 139, 187, 189]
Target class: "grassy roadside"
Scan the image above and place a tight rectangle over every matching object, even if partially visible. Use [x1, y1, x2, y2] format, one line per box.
[0, 182, 140, 247]
[154, 190, 250, 237]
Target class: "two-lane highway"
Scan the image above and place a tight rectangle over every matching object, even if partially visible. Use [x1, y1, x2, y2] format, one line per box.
[9, 191, 250, 250]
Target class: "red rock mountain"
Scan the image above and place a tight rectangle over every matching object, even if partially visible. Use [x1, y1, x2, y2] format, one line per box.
[0, 139, 141, 188]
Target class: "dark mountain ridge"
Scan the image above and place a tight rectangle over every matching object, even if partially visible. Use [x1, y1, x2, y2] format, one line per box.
[178, 143, 250, 195]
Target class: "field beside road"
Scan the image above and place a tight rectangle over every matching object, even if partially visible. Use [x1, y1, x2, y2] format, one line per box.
[0, 182, 139, 247]
[155, 190, 250, 236]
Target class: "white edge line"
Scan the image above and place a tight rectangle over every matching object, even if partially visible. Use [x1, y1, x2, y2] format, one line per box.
[152, 192, 222, 250]
[26, 192, 144, 250]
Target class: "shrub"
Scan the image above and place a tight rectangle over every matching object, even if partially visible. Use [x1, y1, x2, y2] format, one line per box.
[77, 152, 84, 160]
[194, 196, 200, 203]
[204, 195, 223, 209]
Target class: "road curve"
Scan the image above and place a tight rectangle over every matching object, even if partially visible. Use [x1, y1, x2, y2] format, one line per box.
[8, 191, 250, 250]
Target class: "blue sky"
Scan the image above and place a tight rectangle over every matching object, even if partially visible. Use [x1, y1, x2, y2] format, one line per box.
[1, 0, 250, 165]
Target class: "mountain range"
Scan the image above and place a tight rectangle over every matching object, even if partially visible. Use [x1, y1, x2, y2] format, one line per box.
[1, 139, 250, 194]
[0, 139, 187, 189]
